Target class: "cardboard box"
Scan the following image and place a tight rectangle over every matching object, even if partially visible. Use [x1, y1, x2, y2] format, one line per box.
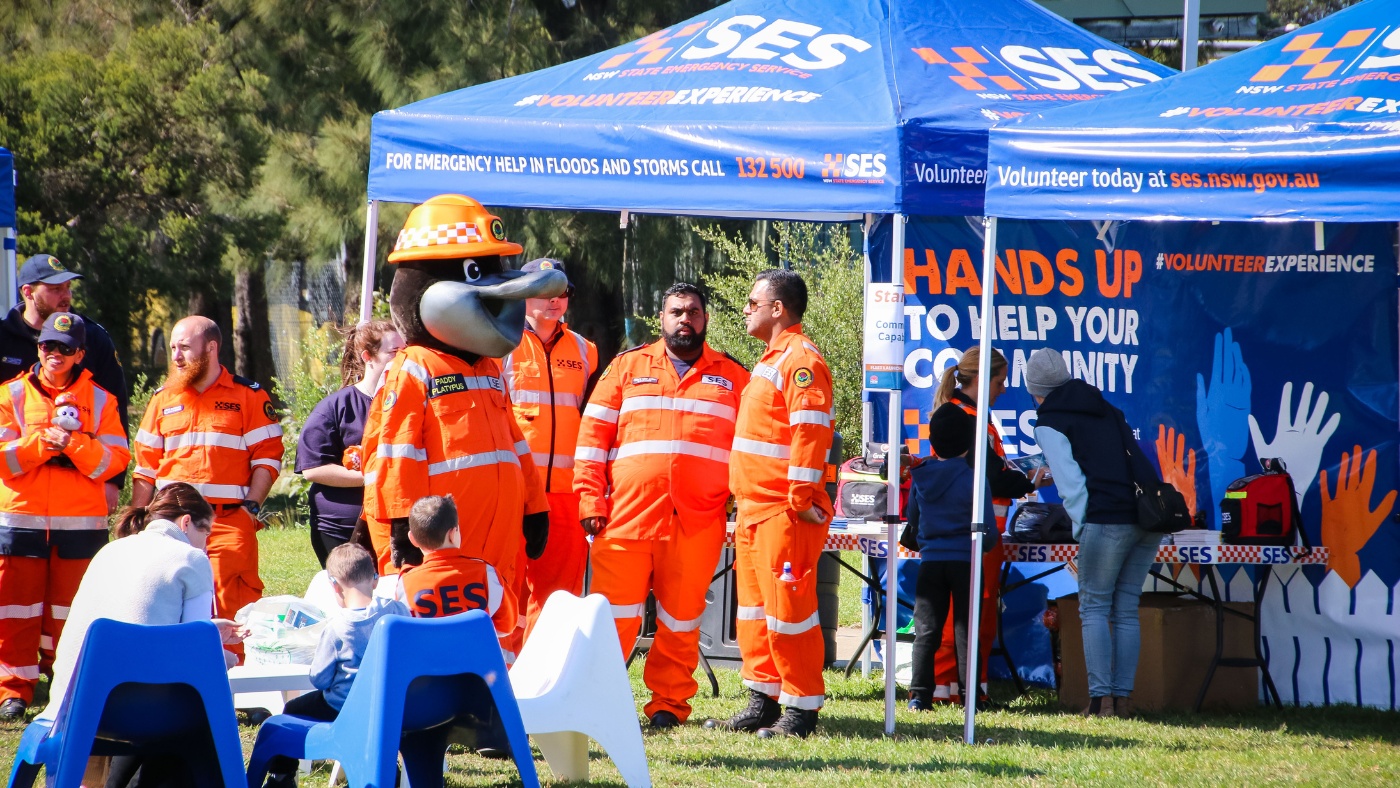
[1059, 593, 1259, 712]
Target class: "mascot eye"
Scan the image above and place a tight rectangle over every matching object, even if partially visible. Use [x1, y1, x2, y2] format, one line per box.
[464, 262, 482, 282]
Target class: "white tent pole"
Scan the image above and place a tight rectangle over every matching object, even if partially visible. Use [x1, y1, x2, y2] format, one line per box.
[966, 215, 998, 744]
[360, 200, 380, 323]
[861, 213, 875, 679]
[883, 212, 905, 736]
[1183, 0, 1200, 71]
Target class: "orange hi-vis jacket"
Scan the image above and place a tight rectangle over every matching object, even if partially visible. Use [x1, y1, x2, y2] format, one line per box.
[133, 368, 284, 504]
[394, 549, 516, 639]
[575, 341, 749, 540]
[362, 346, 548, 580]
[730, 325, 835, 521]
[503, 323, 598, 494]
[0, 369, 129, 559]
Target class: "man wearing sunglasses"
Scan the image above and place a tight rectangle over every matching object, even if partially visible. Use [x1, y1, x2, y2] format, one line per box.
[0, 254, 129, 514]
[502, 258, 598, 645]
[708, 269, 835, 739]
[0, 313, 129, 719]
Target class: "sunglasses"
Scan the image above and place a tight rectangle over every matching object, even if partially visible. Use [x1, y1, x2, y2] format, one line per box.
[39, 341, 78, 357]
[746, 298, 778, 310]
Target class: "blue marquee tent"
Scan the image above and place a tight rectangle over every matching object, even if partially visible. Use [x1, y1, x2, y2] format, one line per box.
[360, 0, 1172, 735]
[985, 0, 1400, 221]
[1, 147, 16, 312]
[0, 148, 14, 228]
[367, 0, 1172, 220]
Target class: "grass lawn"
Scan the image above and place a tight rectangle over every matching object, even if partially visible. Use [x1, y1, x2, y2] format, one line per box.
[2, 526, 1397, 786]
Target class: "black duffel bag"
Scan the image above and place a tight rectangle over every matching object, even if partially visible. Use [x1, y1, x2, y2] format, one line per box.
[1005, 502, 1074, 543]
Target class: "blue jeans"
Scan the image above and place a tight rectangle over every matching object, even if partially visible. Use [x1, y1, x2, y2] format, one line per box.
[1077, 522, 1163, 698]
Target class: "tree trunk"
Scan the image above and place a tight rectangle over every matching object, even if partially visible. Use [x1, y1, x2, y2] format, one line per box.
[233, 264, 278, 401]
[187, 287, 235, 371]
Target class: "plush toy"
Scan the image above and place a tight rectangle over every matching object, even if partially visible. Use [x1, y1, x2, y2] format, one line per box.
[365, 194, 566, 571]
[51, 392, 82, 432]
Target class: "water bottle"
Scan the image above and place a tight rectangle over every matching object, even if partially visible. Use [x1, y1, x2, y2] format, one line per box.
[779, 562, 797, 584]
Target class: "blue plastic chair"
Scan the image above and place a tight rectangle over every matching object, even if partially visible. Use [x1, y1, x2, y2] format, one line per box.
[6, 619, 245, 788]
[246, 612, 539, 788]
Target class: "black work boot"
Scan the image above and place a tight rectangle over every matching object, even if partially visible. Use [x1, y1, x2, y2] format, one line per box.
[756, 706, 819, 739]
[703, 689, 781, 733]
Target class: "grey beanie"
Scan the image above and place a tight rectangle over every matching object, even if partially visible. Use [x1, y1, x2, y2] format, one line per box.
[1024, 348, 1070, 398]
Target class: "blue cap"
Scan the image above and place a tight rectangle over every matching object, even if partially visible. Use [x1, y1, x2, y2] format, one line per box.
[38, 312, 85, 350]
[18, 254, 83, 288]
[520, 258, 572, 287]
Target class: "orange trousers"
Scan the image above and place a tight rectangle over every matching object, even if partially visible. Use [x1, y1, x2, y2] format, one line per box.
[589, 518, 725, 722]
[367, 516, 393, 575]
[209, 508, 262, 661]
[734, 509, 826, 711]
[934, 548, 1002, 695]
[522, 493, 587, 640]
[0, 549, 89, 702]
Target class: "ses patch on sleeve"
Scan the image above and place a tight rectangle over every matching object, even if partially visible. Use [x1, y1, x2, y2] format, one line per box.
[263, 401, 277, 421]
[793, 367, 814, 388]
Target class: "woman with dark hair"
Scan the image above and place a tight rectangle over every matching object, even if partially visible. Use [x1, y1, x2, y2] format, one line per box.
[39, 482, 238, 720]
[37, 483, 239, 788]
[297, 321, 404, 567]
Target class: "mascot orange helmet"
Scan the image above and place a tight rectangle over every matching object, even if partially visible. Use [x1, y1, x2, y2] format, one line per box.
[388, 194, 523, 263]
[385, 193, 566, 360]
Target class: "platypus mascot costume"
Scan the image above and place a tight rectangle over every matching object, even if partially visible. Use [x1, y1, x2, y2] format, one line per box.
[361, 194, 565, 617]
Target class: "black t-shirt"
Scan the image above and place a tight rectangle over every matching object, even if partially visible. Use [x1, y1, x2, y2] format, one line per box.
[296, 386, 371, 539]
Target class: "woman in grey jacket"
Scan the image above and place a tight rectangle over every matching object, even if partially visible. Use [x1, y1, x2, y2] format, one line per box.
[1024, 349, 1162, 718]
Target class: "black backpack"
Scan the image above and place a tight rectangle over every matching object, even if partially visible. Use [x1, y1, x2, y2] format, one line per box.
[836, 456, 886, 520]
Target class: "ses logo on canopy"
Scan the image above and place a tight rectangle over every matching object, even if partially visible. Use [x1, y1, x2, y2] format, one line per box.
[912, 45, 1162, 95]
[596, 15, 872, 73]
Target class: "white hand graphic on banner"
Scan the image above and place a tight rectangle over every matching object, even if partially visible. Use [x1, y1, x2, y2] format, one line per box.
[1248, 382, 1340, 506]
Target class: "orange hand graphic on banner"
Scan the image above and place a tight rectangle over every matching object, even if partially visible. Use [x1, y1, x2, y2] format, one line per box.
[1319, 445, 1396, 587]
[1156, 424, 1198, 516]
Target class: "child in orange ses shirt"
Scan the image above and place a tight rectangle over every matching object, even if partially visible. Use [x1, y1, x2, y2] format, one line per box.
[393, 495, 518, 652]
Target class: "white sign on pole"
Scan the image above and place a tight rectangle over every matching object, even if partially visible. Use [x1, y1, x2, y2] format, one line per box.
[863, 283, 904, 391]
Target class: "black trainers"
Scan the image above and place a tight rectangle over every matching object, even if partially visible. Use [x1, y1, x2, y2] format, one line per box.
[756, 706, 819, 739]
[649, 710, 681, 730]
[0, 698, 26, 721]
[703, 689, 781, 732]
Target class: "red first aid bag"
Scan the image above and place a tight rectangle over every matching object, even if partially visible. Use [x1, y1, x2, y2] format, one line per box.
[1219, 458, 1311, 549]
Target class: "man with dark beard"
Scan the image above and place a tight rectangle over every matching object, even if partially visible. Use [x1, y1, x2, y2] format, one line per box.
[131, 316, 283, 651]
[574, 283, 749, 729]
[0, 254, 129, 512]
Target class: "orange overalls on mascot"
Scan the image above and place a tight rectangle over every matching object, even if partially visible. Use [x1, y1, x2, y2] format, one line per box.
[360, 194, 562, 664]
[502, 261, 597, 640]
[932, 394, 1011, 701]
[574, 341, 747, 723]
[0, 369, 127, 705]
[134, 368, 282, 624]
[730, 325, 834, 714]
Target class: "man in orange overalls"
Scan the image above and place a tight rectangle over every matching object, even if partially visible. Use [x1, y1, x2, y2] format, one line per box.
[576, 283, 747, 729]
[707, 270, 833, 739]
[133, 316, 282, 635]
[361, 195, 563, 668]
[503, 258, 597, 640]
[0, 314, 128, 719]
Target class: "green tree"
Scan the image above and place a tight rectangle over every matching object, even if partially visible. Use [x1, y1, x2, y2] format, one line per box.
[0, 18, 268, 378]
[695, 222, 864, 457]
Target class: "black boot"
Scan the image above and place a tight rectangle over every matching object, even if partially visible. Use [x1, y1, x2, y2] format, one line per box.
[756, 706, 819, 739]
[703, 689, 781, 733]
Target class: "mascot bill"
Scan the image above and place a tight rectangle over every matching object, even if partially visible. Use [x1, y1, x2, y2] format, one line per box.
[362, 195, 564, 627]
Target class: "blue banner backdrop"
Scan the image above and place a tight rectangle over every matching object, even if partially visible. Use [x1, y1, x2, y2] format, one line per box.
[878, 215, 1400, 706]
